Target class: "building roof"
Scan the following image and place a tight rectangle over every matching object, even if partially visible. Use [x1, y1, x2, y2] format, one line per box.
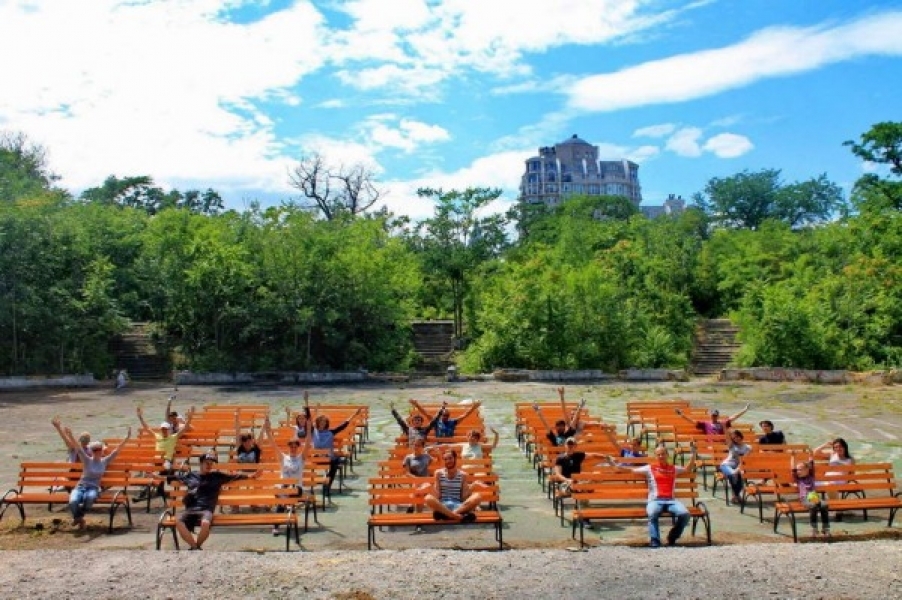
[558, 134, 591, 146]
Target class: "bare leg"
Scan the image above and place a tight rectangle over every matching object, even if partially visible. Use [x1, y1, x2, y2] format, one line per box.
[175, 522, 198, 549]
[424, 494, 462, 520]
[454, 493, 482, 515]
[195, 520, 212, 548]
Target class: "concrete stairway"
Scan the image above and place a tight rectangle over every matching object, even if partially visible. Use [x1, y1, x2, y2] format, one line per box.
[691, 319, 741, 376]
[411, 320, 456, 374]
[108, 322, 170, 380]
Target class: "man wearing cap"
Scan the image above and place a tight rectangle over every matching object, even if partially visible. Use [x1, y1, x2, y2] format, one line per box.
[549, 437, 607, 493]
[137, 405, 194, 501]
[757, 420, 786, 445]
[674, 404, 750, 437]
[171, 453, 260, 550]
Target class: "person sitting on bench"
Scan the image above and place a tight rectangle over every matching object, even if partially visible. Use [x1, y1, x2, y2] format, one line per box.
[419, 448, 481, 522]
[171, 452, 259, 550]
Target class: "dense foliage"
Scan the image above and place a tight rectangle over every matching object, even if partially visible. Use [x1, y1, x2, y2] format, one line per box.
[1, 123, 900, 376]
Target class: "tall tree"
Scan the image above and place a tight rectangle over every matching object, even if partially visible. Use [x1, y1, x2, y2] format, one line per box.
[694, 169, 844, 229]
[80, 175, 224, 215]
[844, 121, 902, 212]
[0, 131, 64, 203]
[410, 187, 508, 342]
[287, 152, 382, 220]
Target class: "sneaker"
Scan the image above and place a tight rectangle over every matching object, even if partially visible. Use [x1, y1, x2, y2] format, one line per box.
[432, 511, 450, 521]
[580, 519, 594, 530]
[666, 529, 679, 546]
[731, 496, 742, 505]
[822, 529, 832, 539]
[810, 528, 819, 540]
[460, 512, 477, 523]
[412, 526, 425, 534]
[649, 539, 661, 548]
[272, 526, 281, 536]
[406, 506, 415, 514]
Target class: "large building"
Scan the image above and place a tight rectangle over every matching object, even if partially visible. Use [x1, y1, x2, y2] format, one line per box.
[518, 134, 642, 207]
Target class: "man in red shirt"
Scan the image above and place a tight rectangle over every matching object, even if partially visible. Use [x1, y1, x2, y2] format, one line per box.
[606, 443, 697, 548]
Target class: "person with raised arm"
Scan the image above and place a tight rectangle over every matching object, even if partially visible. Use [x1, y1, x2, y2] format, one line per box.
[719, 427, 752, 505]
[136, 404, 195, 501]
[390, 399, 443, 447]
[411, 399, 482, 439]
[164, 394, 187, 433]
[50, 417, 132, 529]
[604, 442, 697, 548]
[307, 399, 363, 494]
[262, 415, 310, 536]
[532, 390, 586, 447]
[674, 404, 750, 437]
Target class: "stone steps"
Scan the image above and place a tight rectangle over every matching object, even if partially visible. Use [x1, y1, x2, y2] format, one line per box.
[108, 322, 171, 380]
[691, 319, 741, 376]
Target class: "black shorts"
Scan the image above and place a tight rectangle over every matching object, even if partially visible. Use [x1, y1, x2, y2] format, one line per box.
[178, 509, 213, 530]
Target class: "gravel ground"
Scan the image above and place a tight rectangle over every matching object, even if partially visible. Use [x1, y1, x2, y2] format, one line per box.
[2, 543, 901, 599]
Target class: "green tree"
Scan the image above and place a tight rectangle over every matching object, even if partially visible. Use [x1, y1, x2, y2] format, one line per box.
[695, 169, 844, 229]
[0, 132, 65, 203]
[410, 187, 509, 342]
[845, 121, 902, 213]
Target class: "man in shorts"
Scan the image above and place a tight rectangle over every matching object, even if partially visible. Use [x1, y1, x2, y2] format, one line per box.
[172, 452, 259, 550]
[420, 448, 482, 522]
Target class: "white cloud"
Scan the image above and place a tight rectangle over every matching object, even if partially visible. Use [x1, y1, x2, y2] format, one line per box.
[379, 150, 531, 221]
[566, 11, 902, 112]
[0, 0, 327, 192]
[666, 127, 703, 157]
[327, 0, 697, 94]
[703, 133, 753, 158]
[628, 145, 661, 163]
[362, 117, 450, 152]
[633, 123, 677, 138]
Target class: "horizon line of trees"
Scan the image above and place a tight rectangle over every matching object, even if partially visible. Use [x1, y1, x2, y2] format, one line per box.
[0, 124, 900, 376]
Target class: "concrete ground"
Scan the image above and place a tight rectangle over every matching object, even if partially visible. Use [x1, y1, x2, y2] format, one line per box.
[1, 378, 900, 552]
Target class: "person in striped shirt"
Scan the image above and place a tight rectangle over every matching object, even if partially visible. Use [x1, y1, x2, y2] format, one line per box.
[419, 448, 482, 522]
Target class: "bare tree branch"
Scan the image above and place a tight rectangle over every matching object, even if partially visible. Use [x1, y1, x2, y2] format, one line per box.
[288, 152, 382, 220]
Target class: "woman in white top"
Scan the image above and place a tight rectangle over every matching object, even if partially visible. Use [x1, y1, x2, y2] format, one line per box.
[262, 415, 310, 535]
[815, 437, 854, 515]
[459, 428, 499, 460]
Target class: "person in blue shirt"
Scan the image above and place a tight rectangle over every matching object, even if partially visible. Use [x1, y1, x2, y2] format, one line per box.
[411, 399, 482, 439]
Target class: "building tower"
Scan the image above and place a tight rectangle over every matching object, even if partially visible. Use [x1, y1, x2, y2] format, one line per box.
[518, 134, 642, 207]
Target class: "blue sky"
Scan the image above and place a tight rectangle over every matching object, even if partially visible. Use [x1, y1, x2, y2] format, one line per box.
[2, 1, 900, 220]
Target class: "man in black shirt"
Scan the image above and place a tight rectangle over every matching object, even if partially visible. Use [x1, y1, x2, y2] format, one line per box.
[757, 420, 786, 444]
[172, 452, 259, 550]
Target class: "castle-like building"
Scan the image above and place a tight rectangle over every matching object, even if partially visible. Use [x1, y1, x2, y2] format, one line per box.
[517, 134, 683, 218]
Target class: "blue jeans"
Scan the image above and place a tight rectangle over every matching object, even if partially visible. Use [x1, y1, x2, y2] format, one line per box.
[719, 464, 743, 497]
[69, 484, 99, 519]
[646, 499, 689, 543]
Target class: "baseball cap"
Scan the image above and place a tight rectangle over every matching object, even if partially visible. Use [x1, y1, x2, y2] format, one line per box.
[88, 441, 104, 451]
[201, 452, 218, 463]
[710, 409, 720, 416]
[160, 422, 172, 429]
[565, 437, 577, 445]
